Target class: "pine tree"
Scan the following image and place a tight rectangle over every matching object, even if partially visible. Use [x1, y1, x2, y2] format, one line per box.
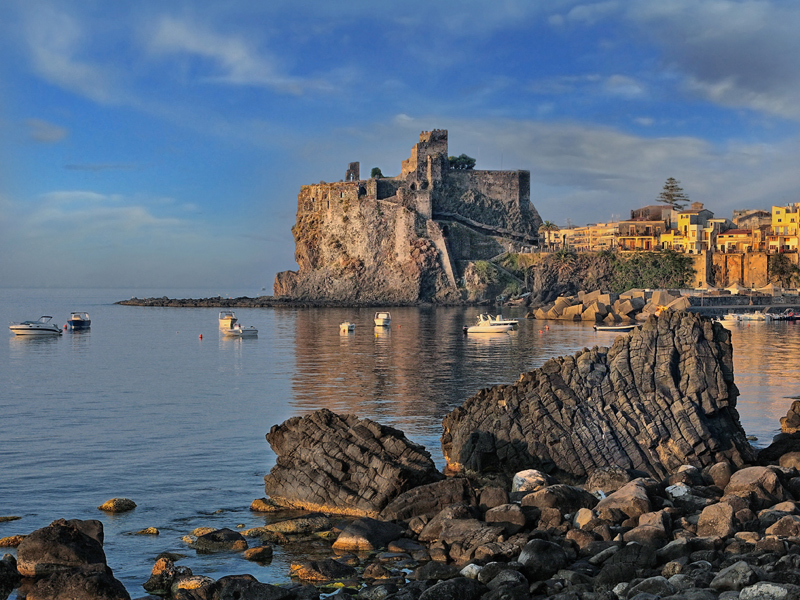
[657, 177, 690, 210]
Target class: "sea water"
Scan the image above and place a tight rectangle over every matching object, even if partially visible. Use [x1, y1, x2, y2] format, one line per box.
[1, 287, 799, 595]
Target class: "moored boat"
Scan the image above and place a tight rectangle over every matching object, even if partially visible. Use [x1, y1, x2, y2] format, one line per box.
[477, 313, 518, 328]
[9, 316, 63, 336]
[374, 311, 391, 327]
[223, 323, 258, 337]
[66, 312, 91, 330]
[219, 310, 238, 329]
[464, 314, 514, 334]
[340, 322, 355, 334]
[593, 324, 636, 332]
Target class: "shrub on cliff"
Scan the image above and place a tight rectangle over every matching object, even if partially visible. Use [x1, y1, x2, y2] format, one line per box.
[608, 249, 695, 292]
[526, 249, 695, 303]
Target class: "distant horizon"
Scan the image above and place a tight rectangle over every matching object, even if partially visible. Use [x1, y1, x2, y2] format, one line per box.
[3, 1, 800, 288]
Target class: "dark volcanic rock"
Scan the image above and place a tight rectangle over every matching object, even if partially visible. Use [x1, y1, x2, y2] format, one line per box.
[16, 519, 107, 578]
[0, 554, 20, 597]
[291, 558, 359, 582]
[208, 574, 295, 600]
[265, 409, 443, 516]
[380, 478, 477, 522]
[331, 518, 404, 552]
[441, 311, 755, 480]
[18, 567, 130, 600]
[194, 528, 248, 553]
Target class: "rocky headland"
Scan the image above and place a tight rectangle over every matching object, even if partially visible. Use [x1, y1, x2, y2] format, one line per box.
[8, 311, 800, 600]
[274, 130, 542, 304]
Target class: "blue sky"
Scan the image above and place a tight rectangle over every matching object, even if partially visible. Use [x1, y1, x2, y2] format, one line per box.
[2, 1, 800, 289]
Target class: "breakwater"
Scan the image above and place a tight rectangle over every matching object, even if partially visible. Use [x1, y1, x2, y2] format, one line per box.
[115, 296, 461, 308]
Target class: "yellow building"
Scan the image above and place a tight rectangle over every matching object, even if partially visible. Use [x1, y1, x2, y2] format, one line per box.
[716, 229, 758, 253]
[767, 204, 800, 252]
[660, 202, 730, 253]
[617, 219, 667, 251]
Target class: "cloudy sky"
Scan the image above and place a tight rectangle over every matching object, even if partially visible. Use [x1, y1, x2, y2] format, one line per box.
[2, 0, 800, 290]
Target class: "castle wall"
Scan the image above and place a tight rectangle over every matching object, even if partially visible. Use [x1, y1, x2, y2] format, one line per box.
[298, 181, 363, 213]
[435, 170, 540, 239]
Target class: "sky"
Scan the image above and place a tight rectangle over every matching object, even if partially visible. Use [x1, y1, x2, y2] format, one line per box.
[2, 0, 800, 290]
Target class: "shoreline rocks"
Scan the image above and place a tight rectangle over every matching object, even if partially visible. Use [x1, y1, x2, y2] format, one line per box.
[263, 409, 443, 517]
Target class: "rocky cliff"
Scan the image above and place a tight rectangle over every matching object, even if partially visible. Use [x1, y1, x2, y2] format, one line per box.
[274, 130, 542, 303]
[441, 310, 755, 480]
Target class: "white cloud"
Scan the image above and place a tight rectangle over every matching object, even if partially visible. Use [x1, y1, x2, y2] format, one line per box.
[365, 115, 800, 226]
[22, 5, 123, 104]
[145, 15, 330, 94]
[626, 0, 800, 119]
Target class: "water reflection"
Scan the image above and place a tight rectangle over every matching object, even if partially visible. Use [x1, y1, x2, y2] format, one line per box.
[290, 309, 800, 451]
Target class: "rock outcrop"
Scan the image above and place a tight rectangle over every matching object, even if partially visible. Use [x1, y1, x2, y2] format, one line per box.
[263, 409, 443, 517]
[442, 310, 755, 480]
[275, 130, 542, 303]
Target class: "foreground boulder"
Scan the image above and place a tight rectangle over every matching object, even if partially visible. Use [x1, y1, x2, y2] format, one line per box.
[16, 519, 107, 577]
[264, 409, 443, 516]
[15, 519, 129, 600]
[442, 311, 755, 480]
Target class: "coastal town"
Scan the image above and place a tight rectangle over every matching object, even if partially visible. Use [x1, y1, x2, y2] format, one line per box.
[558, 187, 797, 258]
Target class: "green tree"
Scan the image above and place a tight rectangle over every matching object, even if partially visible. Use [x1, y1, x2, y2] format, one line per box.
[370, 167, 383, 178]
[769, 253, 800, 288]
[448, 154, 476, 170]
[539, 221, 560, 250]
[657, 177, 690, 210]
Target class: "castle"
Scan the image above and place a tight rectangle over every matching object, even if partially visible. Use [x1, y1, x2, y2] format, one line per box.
[275, 130, 543, 303]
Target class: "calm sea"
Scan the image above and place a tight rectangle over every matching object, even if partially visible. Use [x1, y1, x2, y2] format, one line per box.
[1, 287, 798, 595]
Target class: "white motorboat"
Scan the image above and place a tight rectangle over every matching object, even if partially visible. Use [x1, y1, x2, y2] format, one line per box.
[340, 321, 355, 334]
[223, 323, 258, 337]
[477, 313, 518, 328]
[66, 311, 91, 330]
[721, 313, 741, 322]
[219, 310, 238, 329]
[9, 316, 63, 336]
[464, 315, 513, 334]
[374, 311, 392, 327]
[739, 312, 772, 322]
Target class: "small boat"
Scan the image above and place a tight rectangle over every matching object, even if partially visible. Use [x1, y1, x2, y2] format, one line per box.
[223, 323, 258, 337]
[9, 316, 63, 336]
[66, 311, 91, 330]
[374, 311, 392, 327]
[593, 324, 636, 332]
[219, 310, 238, 329]
[340, 322, 355, 334]
[721, 313, 741, 322]
[739, 312, 772, 322]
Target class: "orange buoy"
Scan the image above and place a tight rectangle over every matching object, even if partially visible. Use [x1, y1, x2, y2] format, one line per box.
[199, 334, 203, 339]
[539, 330, 543, 334]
